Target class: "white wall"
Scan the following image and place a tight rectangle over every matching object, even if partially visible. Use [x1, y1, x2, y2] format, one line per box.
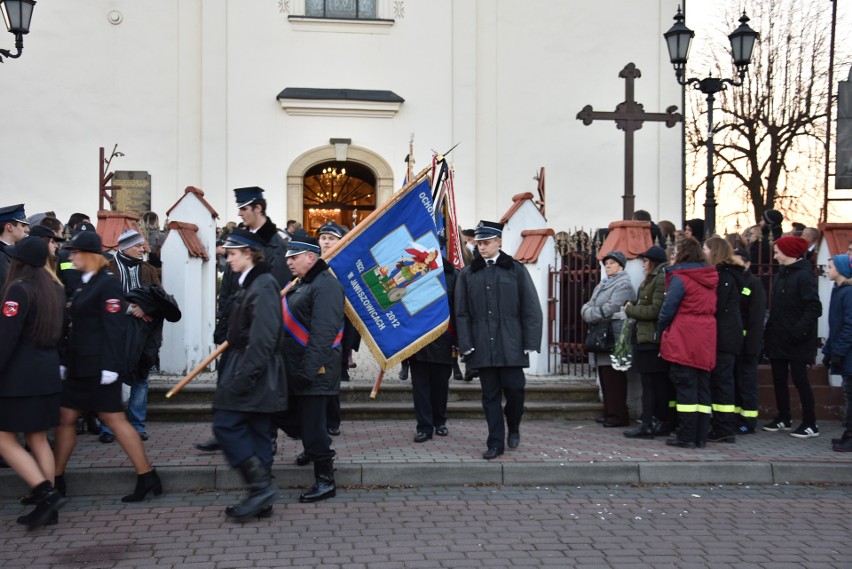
[1, 0, 682, 236]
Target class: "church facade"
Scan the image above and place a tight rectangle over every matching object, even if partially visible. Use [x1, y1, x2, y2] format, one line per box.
[0, 0, 684, 233]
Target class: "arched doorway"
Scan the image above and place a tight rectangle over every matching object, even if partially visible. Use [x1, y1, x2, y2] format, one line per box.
[286, 145, 395, 233]
[302, 161, 376, 233]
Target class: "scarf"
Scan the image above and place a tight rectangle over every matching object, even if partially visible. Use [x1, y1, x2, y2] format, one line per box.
[114, 251, 142, 293]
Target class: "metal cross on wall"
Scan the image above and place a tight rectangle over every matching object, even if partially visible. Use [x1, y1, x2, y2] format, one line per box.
[576, 62, 682, 220]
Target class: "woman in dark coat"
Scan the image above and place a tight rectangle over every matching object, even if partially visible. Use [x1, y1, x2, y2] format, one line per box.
[0, 237, 66, 529]
[623, 246, 671, 438]
[657, 237, 718, 449]
[410, 258, 458, 442]
[213, 228, 287, 520]
[581, 251, 635, 427]
[703, 237, 746, 443]
[54, 231, 162, 503]
[762, 236, 822, 438]
[823, 254, 852, 451]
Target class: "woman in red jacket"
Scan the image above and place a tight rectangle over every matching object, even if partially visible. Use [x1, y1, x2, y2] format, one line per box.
[657, 237, 718, 449]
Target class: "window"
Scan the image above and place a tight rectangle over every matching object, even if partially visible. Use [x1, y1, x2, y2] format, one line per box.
[305, 0, 376, 19]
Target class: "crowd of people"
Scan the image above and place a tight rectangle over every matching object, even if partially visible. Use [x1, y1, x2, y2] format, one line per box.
[579, 209, 851, 453]
[1, 194, 850, 531]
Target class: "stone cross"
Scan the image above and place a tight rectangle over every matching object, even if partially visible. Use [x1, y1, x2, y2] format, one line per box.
[577, 63, 682, 220]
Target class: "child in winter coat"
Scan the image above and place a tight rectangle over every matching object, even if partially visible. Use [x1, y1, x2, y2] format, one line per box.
[823, 254, 852, 452]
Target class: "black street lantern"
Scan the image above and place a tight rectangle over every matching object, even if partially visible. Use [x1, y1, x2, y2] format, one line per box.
[0, 0, 36, 63]
[664, 5, 759, 238]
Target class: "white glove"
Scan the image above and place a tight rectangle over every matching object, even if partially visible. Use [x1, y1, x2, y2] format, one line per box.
[101, 370, 119, 385]
[59, 365, 67, 380]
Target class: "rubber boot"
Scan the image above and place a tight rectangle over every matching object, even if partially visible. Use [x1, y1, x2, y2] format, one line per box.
[122, 469, 163, 502]
[225, 456, 278, 520]
[23, 481, 66, 530]
[299, 459, 336, 503]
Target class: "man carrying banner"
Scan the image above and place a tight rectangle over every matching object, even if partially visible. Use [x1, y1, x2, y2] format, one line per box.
[455, 220, 542, 460]
[283, 235, 345, 503]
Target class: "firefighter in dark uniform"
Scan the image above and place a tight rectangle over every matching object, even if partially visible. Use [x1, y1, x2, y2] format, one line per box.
[410, 252, 458, 442]
[197, 186, 292, 453]
[283, 235, 345, 502]
[53, 231, 162, 502]
[212, 229, 287, 520]
[732, 247, 766, 434]
[317, 220, 360, 438]
[455, 221, 543, 460]
[0, 203, 30, 289]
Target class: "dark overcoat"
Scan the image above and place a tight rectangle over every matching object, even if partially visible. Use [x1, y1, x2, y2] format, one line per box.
[764, 259, 821, 362]
[64, 269, 127, 377]
[282, 259, 345, 396]
[213, 264, 287, 413]
[454, 251, 542, 370]
[715, 262, 746, 355]
[823, 283, 852, 376]
[0, 280, 65, 397]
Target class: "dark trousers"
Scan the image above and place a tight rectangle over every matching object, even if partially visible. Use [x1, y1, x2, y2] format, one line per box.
[326, 395, 341, 430]
[734, 352, 760, 430]
[639, 370, 675, 425]
[213, 409, 273, 468]
[298, 395, 335, 461]
[410, 361, 451, 434]
[770, 358, 815, 427]
[710, 352, 737, 437]
[598, 365, 629, 425]
[478, 366, 526, 450]
[670, 363, 711, 445]
[842, 376, 852, 432]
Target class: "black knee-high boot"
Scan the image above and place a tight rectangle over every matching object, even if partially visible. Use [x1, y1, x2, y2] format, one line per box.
[226, 456, 278, 520]
[299, 459, 336, 503]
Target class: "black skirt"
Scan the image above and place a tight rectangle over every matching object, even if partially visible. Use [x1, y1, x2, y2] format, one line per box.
[60, 375, 123, 413]
[0, 393, 61, 432]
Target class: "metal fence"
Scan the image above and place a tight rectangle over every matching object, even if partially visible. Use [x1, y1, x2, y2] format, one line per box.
[545, 229, 814, 376]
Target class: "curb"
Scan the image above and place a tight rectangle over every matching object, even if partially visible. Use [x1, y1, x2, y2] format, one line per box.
[2, 461, 850, 499]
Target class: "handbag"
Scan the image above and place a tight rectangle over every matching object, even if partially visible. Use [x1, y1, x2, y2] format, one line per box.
[584, 320, 615, 353]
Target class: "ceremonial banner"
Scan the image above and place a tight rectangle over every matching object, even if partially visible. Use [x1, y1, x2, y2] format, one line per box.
[325, 168, 450, 370]
[431, 156, 465, 270]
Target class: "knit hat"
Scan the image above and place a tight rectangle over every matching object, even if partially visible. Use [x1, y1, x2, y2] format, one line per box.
[832, 254, 852, 278]
[602, 250, 627, 268]
[5, 236, 48, 268]
[118, 229, 145, 251]
[763, 209, 783, 226]
[774, 236, 808, 259]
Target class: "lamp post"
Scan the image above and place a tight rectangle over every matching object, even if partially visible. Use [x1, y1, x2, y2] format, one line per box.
[0, 0, 35, 63]
[664, 6, 758, 238]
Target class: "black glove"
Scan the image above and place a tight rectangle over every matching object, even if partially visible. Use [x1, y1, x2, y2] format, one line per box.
[213, 319, 228, 345]
[822, 353, 831, 367]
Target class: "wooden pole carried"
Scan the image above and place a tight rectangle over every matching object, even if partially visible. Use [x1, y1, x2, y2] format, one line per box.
[166, 343, 228, 398]
[166, 279, 299, 399]
[369, 370, 385, 400]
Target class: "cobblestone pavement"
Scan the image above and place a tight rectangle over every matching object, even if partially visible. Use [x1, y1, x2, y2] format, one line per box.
[1, 484, 850, 568]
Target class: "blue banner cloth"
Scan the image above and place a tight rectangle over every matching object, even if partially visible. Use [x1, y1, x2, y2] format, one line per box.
[325, 177, 450, 370]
